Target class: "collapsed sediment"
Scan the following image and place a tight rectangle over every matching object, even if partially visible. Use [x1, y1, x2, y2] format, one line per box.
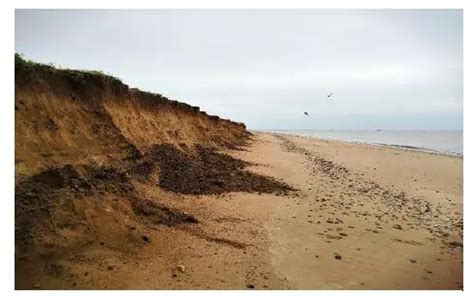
[148, 144, 294, 195]
[15, 143, 293, 256]
[15, 56, 294, 265]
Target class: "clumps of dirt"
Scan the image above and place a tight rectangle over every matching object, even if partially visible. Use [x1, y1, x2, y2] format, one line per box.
[128, 161, 155, 182]
[146, 144, 294, 195]
[122, 143, 142, 160]
[15, 163, 195, 251]
[15, 165, 132, 247]
[15, 141, 293, 257]
[131, 198, 199, 226]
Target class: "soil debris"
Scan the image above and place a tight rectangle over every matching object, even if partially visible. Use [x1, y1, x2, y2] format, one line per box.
[147, 144, 294, 195]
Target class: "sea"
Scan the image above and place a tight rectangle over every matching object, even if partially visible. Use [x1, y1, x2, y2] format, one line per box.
[265, 130, 463, 156]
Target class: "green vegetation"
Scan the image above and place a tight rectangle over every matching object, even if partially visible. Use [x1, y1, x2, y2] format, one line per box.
[15, 53, 123, 84]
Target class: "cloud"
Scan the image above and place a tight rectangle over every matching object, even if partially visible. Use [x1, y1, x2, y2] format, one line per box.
[15, 9, 463, 130]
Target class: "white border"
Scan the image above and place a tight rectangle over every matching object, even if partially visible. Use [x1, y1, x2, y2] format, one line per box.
[1, 1, 470, 296]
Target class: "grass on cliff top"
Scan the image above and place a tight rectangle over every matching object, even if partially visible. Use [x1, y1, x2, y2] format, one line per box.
[15, 53, 123, 84]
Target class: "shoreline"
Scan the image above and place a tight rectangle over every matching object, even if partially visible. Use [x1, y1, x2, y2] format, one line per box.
[264, 131, 463, 158]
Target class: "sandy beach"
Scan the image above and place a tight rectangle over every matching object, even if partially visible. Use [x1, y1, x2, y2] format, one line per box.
[17, 132, 462, 289]
[12, 10, 465, 292]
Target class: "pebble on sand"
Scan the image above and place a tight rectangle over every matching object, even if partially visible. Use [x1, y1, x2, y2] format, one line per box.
[334, 255, 342, 260]
[449, 241, 463, 248]
[177, 264, 186, 273]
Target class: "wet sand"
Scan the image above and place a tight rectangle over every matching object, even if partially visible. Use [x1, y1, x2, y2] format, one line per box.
[21, 132, 462, 289]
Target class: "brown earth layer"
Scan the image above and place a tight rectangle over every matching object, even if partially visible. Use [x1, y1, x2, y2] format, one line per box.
[15, 57, 294, 289]
[15, 55, 250, 179]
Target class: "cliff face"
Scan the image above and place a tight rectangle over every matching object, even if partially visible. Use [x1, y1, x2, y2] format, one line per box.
[15, 57, 249, 178]
[14, 57, 292, 289]
[14, 56, 251, 259]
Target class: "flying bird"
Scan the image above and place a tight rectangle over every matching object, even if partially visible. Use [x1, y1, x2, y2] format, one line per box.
[304, 112, 309, 116]
[327, 92, 333, 98]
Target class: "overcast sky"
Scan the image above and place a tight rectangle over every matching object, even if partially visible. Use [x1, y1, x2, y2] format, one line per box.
[15, 9, 463, 130]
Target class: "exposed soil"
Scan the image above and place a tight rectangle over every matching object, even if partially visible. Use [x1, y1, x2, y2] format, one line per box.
[131, 198, 199, 226]
[15, 164, 159, 252]
[15, 54, 251, 178]
[15, 57, 295, 289]
[15, 142, 293, 259]
[147, 144, 294, 195]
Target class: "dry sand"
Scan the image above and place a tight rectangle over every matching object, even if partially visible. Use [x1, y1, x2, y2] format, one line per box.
[19, 132, 462, 289]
